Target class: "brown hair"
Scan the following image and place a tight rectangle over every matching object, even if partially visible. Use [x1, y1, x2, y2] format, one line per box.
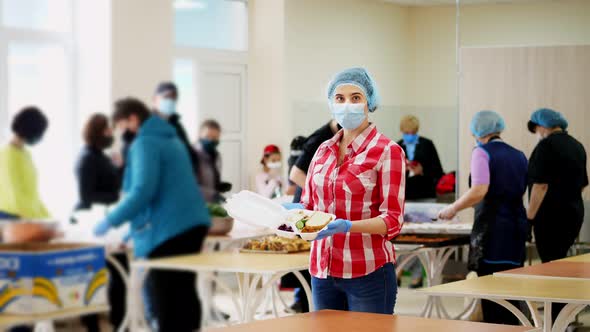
[83, 113, 109, 147]
[200, 119, 221, 131]
[400, 115, 420, 133]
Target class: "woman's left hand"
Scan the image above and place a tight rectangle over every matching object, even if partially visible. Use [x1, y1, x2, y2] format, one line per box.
[438, 205, 457, 220]
[315, 219, 352, 240]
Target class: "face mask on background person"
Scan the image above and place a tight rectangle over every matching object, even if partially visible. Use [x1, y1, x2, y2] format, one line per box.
[475, 139, 484, 147]
[26, 135, 42, 146]
[200, 138, 219, 153]
[266, 162, 282, 169]
[97, 136, 114, 150]
[403, 133, 418, 144]
[158, 98, 176, 115]
[331, 103, 366, 130]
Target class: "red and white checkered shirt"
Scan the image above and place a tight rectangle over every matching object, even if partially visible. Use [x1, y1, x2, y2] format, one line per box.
[301, 124, 406, 279]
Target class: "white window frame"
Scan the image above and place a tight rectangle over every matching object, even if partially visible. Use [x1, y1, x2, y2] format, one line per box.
[0, 0, 77, 150]
[173, 46, 248, 192]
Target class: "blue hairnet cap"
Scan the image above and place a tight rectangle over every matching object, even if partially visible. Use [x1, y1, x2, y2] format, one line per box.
[470, 110, 506, 138]
[327, 67, 380, 112]
[528, 108, 568, 133]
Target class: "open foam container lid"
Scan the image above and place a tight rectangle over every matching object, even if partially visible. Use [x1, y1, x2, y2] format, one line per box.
[224, 190, 287, 229]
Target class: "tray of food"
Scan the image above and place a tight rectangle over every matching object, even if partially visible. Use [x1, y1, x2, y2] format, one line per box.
[277, 209, 335, 241]
[241, 236, 311, 253]
[392, 234, 470, 247]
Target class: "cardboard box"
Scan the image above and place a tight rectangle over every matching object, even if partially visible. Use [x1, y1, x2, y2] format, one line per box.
[0, 243, 107, 314]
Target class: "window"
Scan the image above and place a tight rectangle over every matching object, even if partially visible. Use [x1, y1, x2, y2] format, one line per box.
[1, 0, 72, 32]
[173, 0, 248, 193]
[173, 58, 199, 135]
[174, 0, 248, 51]
[0, 1, 76, 220]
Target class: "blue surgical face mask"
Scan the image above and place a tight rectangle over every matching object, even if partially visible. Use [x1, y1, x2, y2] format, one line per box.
[403, 133, 418, 144]
[476, 140, 484, 147]
[158, 98, 176, 115]
[330, 103, 366, 130]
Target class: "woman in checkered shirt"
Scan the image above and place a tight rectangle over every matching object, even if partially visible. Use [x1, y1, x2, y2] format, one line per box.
[287, 68, 406, 314]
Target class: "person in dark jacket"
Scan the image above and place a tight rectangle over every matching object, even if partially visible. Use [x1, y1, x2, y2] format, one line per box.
[285, 120, 340, 313]
[439, 111, 528, 325]
[526, 108, 588, 323]
[94, 98, 211, 331]
[195, 119, 232, 203]
[74, 113, 127, 332]
[120, 82, 200, 179]
[397, 115, 444, 201]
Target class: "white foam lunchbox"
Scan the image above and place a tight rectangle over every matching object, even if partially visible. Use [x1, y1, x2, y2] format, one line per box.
[224, 191, 336, 241]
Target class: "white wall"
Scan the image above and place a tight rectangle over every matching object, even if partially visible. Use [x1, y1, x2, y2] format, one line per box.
[111, 0, 174, 103]
[247, 0, 287, 185]
[284, 0, 411, 143]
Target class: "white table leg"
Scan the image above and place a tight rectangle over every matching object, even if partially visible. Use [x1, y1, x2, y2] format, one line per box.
[544, 302, 552, 332]
[33, 321, 55, 332]
[105, 253, 131, 332]
[552, 303, 587, 332]
[526, 301, 542, 328]
[293, 270, 314, 312]
[487, 298, 534, 327]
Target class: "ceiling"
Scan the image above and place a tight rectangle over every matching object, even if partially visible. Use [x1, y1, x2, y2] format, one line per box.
[383, 0, 552, 6]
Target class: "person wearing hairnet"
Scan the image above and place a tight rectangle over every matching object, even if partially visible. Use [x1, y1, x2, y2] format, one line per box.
[526, 108, 588, 323]
[284, 68, 405, 314]
[438, 111, 528, 325]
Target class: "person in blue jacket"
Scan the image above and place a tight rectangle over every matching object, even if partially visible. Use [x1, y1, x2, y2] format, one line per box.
[93, 97, 211, 332]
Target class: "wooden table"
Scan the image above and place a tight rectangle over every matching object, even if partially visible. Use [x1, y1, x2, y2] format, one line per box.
[209, 310, 540, 332]
[0, 305, 109, 329]
[129, 252, 311, 330]
[495, 261, 590, 281]
[559, 253, 590, 263]
[420, 275, 590, 332]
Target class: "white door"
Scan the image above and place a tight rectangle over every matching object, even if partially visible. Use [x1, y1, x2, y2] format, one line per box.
[175, 60, 247, 194]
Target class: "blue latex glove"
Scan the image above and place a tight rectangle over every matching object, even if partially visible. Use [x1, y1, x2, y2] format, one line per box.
[94, 219, 111, 237]
[315, 219, 352, 241]
[282, 202, 304, 210]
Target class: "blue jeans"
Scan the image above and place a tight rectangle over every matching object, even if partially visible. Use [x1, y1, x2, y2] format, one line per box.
[311, 263, 397, 314]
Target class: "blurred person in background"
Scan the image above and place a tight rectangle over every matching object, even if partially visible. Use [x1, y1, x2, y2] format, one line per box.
[527, 108, 588, 323]
[74, 113, 127, 332]
[0, 107, 50, 221]
[256, 144, 284, 199]
[93, 98, 210, 332]
[195, 119, 232, 203]
[286, 136, 306, 196]
[285, 121, 340, 313]
[289, 120, 340, 203]
[397, 115, 444, 202]
[0, 106, 53, 332]
[396, 115, 444, 288]
[438, 110, 528, 325]
[120, 82, 200, 180]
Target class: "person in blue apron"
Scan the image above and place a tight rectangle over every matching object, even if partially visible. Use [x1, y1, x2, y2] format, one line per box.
[439, 110, 528, 325]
